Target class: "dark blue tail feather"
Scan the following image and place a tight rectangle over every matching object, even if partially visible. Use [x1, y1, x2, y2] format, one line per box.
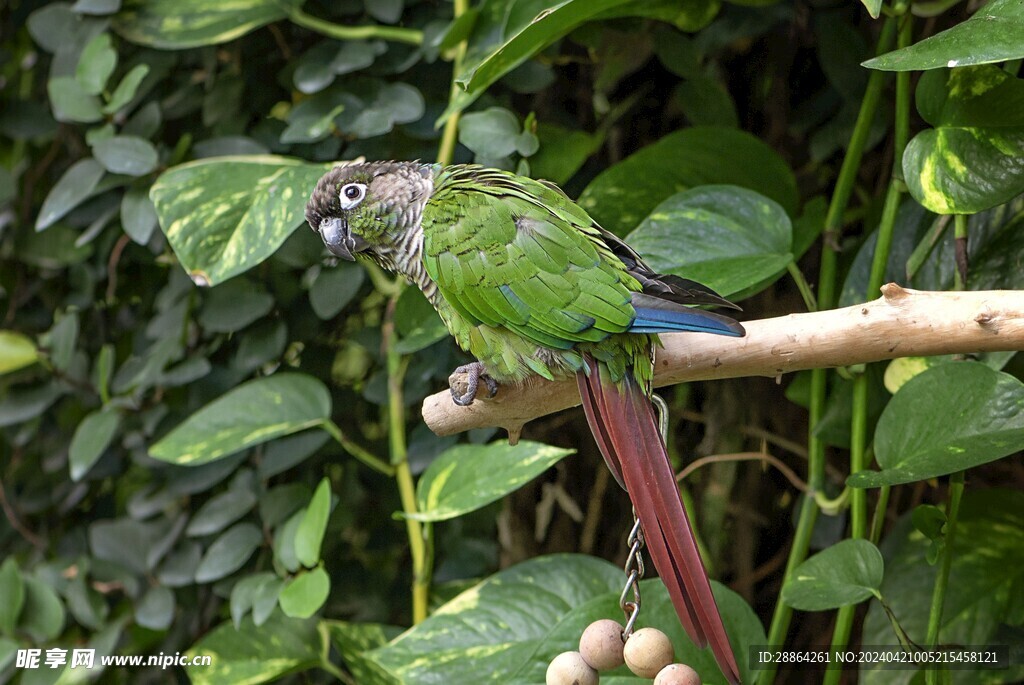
[629, 306, 745, 337]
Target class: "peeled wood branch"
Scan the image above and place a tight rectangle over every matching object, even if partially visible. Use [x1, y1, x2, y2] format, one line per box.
[421, 285, 1024, 439]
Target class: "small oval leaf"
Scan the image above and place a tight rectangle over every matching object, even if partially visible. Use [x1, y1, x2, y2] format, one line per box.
[294, 479, 331, 568]
[193, 523, 262, 583]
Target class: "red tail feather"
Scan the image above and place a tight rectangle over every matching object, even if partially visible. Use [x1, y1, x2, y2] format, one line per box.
[576, 357, 742, 685]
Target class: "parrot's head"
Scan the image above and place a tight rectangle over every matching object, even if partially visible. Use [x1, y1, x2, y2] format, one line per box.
[305, 161, 434, 261]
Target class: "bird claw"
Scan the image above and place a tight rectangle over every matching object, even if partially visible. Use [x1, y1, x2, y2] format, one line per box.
[449, 362, 498, 406]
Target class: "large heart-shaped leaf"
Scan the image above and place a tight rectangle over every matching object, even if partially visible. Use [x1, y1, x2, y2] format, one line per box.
[849, 362, 1024, 488]
[186, 613, 324, 685]
[113, 0, 302, 49]
[411, 440, 574, 522]
[149, 374, 332, 466]
[579, 127, 798, 235]
[151, 156, 334, 286]
[368, 554, 765, 685]
[781, 539, 884, 611]
[861, 490, 1024, 684]
[625, 185, 793, 299]
[902, 66, 1024, 214]
[865, 0, 1024, 72]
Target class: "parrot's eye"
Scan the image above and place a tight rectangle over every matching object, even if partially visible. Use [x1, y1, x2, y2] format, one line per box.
[339, 182, 367, 209]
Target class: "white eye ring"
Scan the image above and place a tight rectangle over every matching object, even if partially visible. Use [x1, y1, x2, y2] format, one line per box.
[339, 182, 367, 209]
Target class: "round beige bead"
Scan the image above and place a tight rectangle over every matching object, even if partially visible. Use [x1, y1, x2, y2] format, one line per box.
[623, 627, 675, 678]
[546, 651, 599, 685]
[578, 619, 625, 671]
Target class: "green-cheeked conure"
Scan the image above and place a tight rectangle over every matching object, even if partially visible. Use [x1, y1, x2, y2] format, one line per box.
[306, 162, 745, 684]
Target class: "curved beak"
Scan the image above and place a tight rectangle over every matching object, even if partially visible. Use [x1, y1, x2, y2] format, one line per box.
[319, 217, 367, 261]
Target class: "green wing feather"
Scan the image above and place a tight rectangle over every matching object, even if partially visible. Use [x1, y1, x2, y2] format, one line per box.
[422, 167, 637, 352]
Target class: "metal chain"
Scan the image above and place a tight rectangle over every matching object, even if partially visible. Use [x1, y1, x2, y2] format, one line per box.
[618, 393, 670, 641]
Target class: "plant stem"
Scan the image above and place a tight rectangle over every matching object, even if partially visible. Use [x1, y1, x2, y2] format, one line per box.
[924, 471, 964, 685]
[786, 262, 818, 312]
[436, 0, 470, 165]
[286, 6, 423, 45]
[320, 420, 395, 476]
[762, 19, 898, 682]
[825, 9, 912, 683]
[384, 295, 430, 624]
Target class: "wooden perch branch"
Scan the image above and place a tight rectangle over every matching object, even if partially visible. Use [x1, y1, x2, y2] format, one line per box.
[421, 285, 1024, 438]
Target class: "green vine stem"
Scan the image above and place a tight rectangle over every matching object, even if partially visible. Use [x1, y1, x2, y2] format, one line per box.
[762, 17, 898, 682]
[383, 296, 431, 624]
[320, 419, 395, 476]
[286, 6, 424, 45]
[924, 471, 965, 685]
[824, 6, 913, 683]
[436, 0, 470, 166]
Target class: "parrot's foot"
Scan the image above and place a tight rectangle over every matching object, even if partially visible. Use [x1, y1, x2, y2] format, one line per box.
[449, 363, 498, 406]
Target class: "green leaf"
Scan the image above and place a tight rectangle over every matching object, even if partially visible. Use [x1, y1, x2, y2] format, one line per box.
[781, 539, 884, 611]
[859, 0, 882, 19]
[19, 577, 66, 643]
[0, 382, 62, 427]
[861, 490, 1024, 684]
[230, 572, 276, 628]
[309, 262, 365, 320]
[73, 0, 123, 15]
[104, 63, 149, 113]
[150, 374, 331, 466]
[36, 158, 105, 230]
[412, 440, 574, 522]
[865, 0, 1024, 71]
[47, 76, 104, 123]
[441, 0, 716, 123]
[194, 522, 263, 583]
[0, 559, 24, 636]
[198, 278, 274, 333]
[393, 286, 448, 354]
[295, 478, 331, 568]
[324, 620, 403, 685]
[278, 567, 330, 618]
[92, 135, 159, 176]
[135, 586, 174, 630]
[903, 66, 1024, 214]
[186, 489, 258, 537]
[579, 127, 798, 235]
[849, 362, 1024, 488]
[89, 518, 169, 574]
[280, 91, 347, 144]
[69, 408, 121, 481]
[76, 33, 117, 95]
[458, 107, 523, 159]
[529, 123, 602, 185]
[113, 0, 302, 49]
[334, 80, 424, 139]
[151, 156, 334, 286]
[0, 331, 39, 375]
[625, 185, 793, 299]
[368, 554, 765, 685]
[185, 613, 322, 685]
[120, 186, 159, 243]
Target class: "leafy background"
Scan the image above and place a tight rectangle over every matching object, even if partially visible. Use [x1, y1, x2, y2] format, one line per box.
[1, 0, 1023, 684]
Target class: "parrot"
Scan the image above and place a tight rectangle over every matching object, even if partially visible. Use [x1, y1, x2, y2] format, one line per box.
[305, 161, 745, 684]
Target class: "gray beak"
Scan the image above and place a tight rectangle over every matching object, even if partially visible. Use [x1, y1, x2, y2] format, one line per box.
[319, 217, 367, 261]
